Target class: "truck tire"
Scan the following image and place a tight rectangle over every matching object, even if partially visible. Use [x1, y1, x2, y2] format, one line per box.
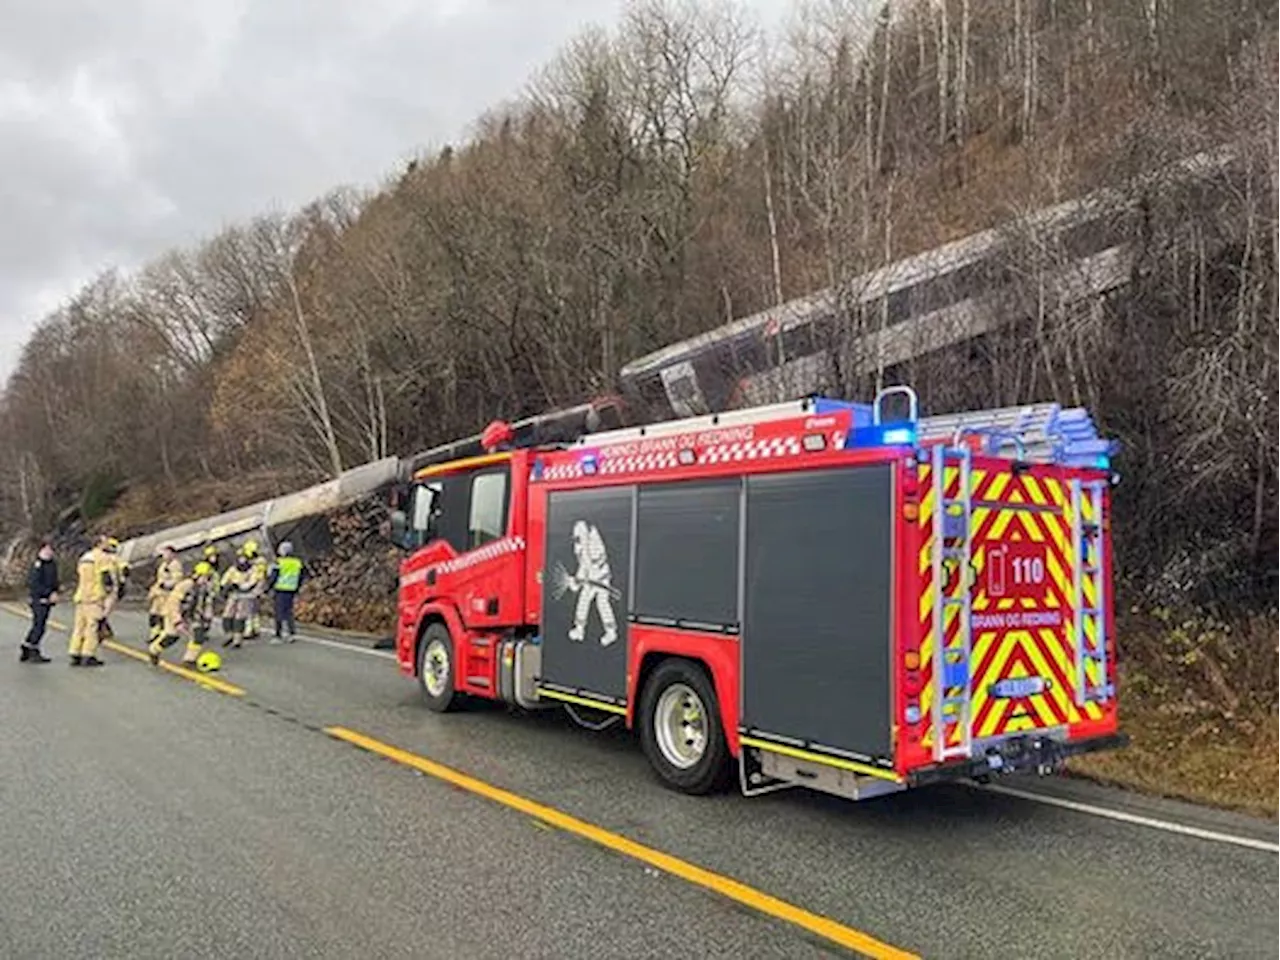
[639, 658, 731, 795]
[417, 622, 457, 713]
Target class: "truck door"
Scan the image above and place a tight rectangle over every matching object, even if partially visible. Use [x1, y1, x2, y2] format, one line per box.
[437, 462, 522, 629]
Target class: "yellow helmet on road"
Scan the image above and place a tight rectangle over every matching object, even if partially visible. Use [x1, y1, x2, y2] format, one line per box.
[195, 650, 222, 673]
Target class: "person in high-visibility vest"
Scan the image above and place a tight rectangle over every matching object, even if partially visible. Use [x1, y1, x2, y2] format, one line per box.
[69, 535, 116, 666]
[266, 541, 306, 643]
[148, 561, 216, 667]
[147, 544, 184, 645]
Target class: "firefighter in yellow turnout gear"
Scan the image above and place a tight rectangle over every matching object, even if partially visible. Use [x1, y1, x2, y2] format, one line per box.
[220, 553, 258, 649]
[97, 537, 129, 643]
[69, 535, 117, 666]
[240, 539, 268, 639]
[148, 562, 217, 667]
[218, 558, 237, 636]
[147, 545, 184, 645]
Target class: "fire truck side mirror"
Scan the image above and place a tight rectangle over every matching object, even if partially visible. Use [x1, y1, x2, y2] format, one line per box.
[388, 483, 410, 510]
[387, 509, 411, 550]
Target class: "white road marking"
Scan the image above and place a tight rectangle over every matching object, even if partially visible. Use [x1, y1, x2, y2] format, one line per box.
[983, 784, 1279, 853]
[294, 633, 397, 661]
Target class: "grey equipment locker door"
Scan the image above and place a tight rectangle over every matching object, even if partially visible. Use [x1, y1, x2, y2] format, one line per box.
[741, 464, 895, 762]
[540, 486, 634, 704]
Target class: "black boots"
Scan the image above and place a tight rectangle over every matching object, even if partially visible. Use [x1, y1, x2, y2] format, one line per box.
[67, 654, 103, 667]
[19, 646, 50, 664]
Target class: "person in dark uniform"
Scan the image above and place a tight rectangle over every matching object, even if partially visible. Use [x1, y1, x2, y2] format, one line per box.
[22, 539, 59, 663]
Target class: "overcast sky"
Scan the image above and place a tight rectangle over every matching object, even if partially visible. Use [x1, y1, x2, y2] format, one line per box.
[0, 0, 792, 383]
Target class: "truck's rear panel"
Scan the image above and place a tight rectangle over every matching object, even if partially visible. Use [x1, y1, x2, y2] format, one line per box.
[898, 452, 1121, 778]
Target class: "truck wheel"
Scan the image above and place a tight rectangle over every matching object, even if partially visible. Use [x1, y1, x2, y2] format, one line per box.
[639, 659, 731, 795]
[417, 623, 457, 713]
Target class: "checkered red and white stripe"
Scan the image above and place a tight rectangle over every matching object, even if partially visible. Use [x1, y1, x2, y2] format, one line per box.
[399, 536, 526, 587]
[536, 435, 807, 481]
[698, 436, 802, 464]
[540, 462, 584, 481]
[539, 452, 682, 481]
[436, 535, 525, 574]
[599, 451, 681, 474]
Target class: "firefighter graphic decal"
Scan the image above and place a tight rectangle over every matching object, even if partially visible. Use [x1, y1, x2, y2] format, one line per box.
[551, 520, 620, 646]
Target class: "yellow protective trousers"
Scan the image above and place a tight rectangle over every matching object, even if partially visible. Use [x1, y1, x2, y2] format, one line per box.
[69, 601, 105, 658]
[148, 619, 209, 666]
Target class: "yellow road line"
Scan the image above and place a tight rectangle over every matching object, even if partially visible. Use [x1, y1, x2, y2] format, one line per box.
[2, 601, 69, 631]
[101, 639, 245, 696]
[326, 726, 918, 960]
[2, 603, 243, 697]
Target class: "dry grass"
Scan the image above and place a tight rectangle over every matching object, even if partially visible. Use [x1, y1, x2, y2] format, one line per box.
[1070, 695, 1278, 820]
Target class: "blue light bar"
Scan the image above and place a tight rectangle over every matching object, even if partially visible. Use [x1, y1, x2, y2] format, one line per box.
[846, 424, 918, 449]
[881, 427, 915, 446]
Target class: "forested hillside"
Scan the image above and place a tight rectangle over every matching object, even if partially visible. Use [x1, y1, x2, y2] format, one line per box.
[1, 2, 1275, 626]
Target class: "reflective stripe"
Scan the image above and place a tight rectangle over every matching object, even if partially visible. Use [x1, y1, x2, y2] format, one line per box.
[274, 556, 304, 592]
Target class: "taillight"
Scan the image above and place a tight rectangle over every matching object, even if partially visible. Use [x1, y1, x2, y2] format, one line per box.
[902, 461, 920, 497]
[903, 643, 924, 739]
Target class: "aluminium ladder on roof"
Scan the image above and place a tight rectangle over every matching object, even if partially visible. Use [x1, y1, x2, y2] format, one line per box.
[571, 397, 866, 449]
[916, 403, 1116, 468]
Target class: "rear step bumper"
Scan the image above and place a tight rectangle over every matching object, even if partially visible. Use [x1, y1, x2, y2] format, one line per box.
[907, 732, 1130, 787]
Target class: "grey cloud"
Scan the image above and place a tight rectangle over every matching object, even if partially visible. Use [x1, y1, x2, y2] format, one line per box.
[0, 0, 629, 379]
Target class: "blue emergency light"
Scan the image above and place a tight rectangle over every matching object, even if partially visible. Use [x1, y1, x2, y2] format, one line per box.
[880, 426, 916, 446]
[846, 424, 918, 449]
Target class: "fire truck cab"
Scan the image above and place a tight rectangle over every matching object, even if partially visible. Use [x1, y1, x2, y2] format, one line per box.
[388, 388, 1126, 801]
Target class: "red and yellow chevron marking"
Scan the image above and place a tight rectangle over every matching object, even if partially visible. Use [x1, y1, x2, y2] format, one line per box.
[916, 462, 1104, 752]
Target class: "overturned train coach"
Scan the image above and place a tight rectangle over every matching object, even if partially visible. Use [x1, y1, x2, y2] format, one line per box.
[387, 387, 1127, 801]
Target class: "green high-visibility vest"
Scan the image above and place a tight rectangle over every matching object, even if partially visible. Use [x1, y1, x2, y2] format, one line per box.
[274, 556, 304, 592]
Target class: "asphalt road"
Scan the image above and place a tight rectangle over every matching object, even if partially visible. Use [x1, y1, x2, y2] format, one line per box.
[2, 606, 1275, 959]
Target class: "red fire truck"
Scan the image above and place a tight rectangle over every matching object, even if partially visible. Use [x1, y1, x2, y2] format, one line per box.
[388, 388, 1126, 800]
